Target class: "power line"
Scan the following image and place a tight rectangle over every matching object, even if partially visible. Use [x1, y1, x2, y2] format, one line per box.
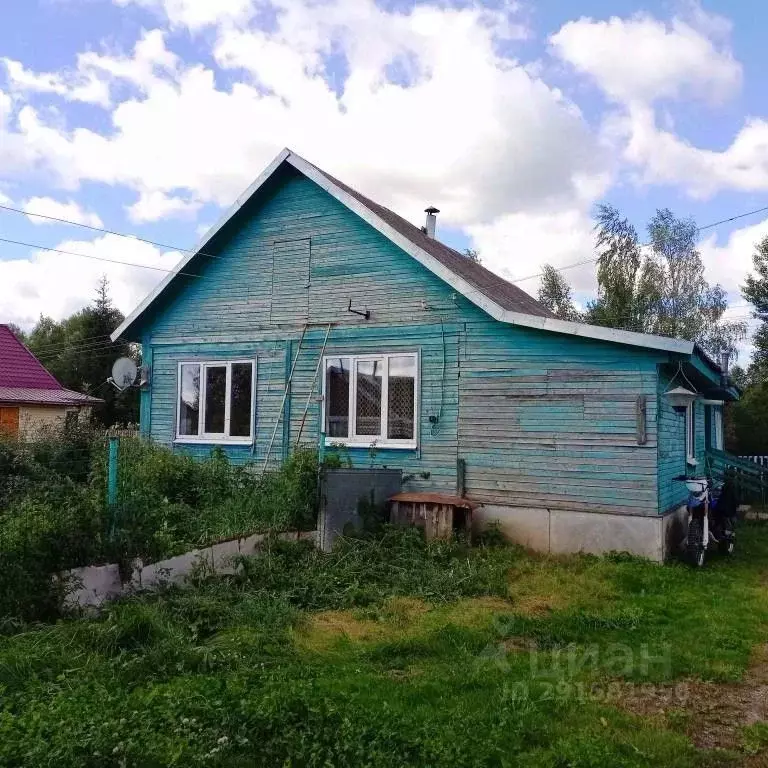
[697, 205, 768, 232]
[0, 202, 223, 260]
[34, 341, 128, 363]
[3, 198, 768, 286]
[26, 334, 113, 355]
[511, 203, 768, 284]
[0, 236, 202, 277]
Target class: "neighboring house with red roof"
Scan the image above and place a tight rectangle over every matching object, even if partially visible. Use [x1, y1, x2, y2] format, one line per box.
[0, 324, 102, 438]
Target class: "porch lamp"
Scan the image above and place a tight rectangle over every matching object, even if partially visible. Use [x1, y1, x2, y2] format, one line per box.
[664, 385, 697, 412]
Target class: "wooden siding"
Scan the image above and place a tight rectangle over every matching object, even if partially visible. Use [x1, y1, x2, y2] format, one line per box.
[139, 164, 668, 513]
[458, 321, 662, 515]
[656, 371, 708, 513]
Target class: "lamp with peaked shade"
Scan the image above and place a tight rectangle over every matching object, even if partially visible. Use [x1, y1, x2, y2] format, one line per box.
[665, 386, 697, 411]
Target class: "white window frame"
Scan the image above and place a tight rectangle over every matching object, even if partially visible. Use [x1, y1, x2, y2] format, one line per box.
[322, 352, 419, 450]
[175, 359, 256, 445]
[685, 401, 696, 463]
[713, 407, 724, 451]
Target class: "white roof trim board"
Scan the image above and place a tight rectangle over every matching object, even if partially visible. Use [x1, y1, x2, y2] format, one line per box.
[112, 148, 694, 356]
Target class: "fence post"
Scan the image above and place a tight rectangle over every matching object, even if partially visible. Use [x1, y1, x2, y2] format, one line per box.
[107, 436, 119, 517]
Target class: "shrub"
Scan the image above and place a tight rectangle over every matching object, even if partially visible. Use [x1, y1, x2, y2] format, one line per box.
[108, 442, 320, 562]
[0, 481, 103, 621]
[0, 427, 322, 622]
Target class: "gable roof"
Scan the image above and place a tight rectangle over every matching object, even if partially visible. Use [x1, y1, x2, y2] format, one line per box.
[0, 325, 102, 405]
[111, 148, 694, 356]
[0, 324, 61, 389]
[304, 160, 552, 319]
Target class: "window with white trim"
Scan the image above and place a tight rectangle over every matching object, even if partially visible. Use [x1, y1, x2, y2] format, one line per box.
[323, 353, 418, 448]
[713, 408, 724, 451]
[685, 401, 696, 462]
[176, 360, 255, 442]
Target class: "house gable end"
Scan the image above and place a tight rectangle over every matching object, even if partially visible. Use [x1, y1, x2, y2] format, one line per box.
[135, 165, 485, 341]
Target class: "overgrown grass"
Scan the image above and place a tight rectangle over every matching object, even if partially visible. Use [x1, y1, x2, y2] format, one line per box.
[0, 429, 320, 622]
[105, 440, 319, 563]
[2, 524, 768, 766]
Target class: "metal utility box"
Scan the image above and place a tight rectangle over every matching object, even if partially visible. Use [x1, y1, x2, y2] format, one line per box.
[318, 468, 402, 552]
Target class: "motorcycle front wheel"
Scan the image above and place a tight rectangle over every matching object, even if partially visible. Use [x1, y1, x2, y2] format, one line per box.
[687, 518, 706, 567]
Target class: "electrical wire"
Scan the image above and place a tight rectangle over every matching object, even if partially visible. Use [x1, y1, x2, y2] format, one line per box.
[0, 202, 225, 261]
[510, 203, 768, 284]
[2, 198, 768, 284]
[24, 334, 113, 355]
[32, 338, 128, 359]
[2, 197, 764, 355]
[0, 235, 204, 277]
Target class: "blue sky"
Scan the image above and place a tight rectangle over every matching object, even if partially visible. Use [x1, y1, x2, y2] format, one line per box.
[0, 0, 766, 359]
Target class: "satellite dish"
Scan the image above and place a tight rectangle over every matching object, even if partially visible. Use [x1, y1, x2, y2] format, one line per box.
[111, 357, 138, 391]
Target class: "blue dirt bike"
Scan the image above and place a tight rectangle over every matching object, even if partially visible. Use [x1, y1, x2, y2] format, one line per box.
[681, 475, 737, 567]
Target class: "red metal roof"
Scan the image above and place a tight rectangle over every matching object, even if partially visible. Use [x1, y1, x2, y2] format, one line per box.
[0, 387, 102, 406]
[0, 325, 102, 404]
[0, 325, 62, 389]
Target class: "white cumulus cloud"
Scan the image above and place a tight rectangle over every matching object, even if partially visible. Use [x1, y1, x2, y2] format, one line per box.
[127, 190, 202, 223]
[549, 5, 768, 200]
[22, 197, 104, 228]
[0, 234, 182, 330]
[1, 58, 111, 107]
[550, 11, 741, 106]
[615, 105, 768, 198]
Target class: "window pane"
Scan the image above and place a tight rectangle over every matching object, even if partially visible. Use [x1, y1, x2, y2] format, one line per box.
[230, 363, 253, 438]
[179, 364, 200, 436]
[388, 355, 416, 440]
[204, 366, 226, 434]
[325, 358, 350, 438]
[356, 359, 382, 436]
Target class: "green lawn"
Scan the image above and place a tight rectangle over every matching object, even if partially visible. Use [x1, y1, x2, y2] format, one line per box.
[2, 524, 768, 767]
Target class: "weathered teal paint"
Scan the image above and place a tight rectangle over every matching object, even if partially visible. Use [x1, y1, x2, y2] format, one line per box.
[139, 338, 152, 438]
[125, 164, 727, 517]
[657, 368, 711, 513]
[107, 436, 119, 510]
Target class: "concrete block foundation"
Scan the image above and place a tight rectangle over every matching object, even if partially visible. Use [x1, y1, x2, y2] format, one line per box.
[474, 504, 688, 563]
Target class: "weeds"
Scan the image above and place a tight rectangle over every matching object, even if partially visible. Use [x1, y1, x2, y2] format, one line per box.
[0, 429, 320, 622]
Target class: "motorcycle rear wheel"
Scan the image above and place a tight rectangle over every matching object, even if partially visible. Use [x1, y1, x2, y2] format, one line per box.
[719, 539, 735, 555]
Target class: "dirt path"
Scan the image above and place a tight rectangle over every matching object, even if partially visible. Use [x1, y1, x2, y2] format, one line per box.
[619, 644, 768, 759]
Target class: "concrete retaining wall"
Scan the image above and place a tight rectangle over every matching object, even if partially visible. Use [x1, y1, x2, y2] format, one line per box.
[63, 530, 317, 610]
[474, 504, 687, 563]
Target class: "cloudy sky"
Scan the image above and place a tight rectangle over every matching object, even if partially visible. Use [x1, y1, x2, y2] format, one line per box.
[0, 0, 766, 360]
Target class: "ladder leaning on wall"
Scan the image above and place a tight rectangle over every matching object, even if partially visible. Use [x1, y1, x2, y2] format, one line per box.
[260, 323, 332, 475]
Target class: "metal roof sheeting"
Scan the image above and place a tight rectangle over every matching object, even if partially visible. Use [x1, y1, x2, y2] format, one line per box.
[0, 324, 62, 389]
[0, 386, 102, 406]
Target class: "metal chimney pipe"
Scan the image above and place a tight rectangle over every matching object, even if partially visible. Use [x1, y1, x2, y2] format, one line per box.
[424, 206, 439, 238]
[720, 350, 731, 375]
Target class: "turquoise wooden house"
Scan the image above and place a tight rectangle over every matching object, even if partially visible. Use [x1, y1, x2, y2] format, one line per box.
[112, 148, 739, 561]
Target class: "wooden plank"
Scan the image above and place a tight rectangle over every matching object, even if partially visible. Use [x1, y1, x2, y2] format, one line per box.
[0, 407, 19, 436]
